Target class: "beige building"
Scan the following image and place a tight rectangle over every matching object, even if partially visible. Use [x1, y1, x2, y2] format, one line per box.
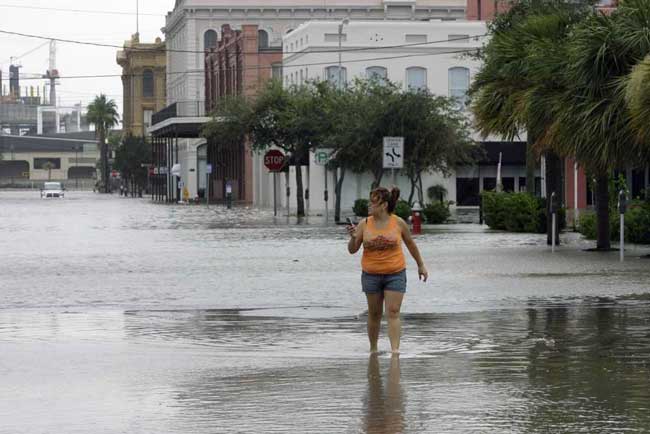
[0, 131, 100, 189]
[117, 34, 166, 137]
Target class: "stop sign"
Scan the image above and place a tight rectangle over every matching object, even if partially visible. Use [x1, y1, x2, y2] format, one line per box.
[264, 150, 286, 172]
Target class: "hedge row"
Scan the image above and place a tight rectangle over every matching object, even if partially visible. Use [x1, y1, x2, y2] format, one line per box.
[481, 191, 566, 233]
[578, 201, 650, 244]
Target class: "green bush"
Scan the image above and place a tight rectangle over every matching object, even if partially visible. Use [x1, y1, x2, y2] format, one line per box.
[626, 203, 650, 244]
[353, 199, 369, 217]
[481, 191, 566, 233]
[394, 200, 412, 220]
[578, 201, 650, 244]
[427, 184, 448, 203]
[423, 202, 451, 224]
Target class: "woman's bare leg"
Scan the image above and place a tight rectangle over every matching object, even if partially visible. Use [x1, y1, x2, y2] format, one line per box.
[384, 291, 404, 353]
[365, 293, 384, 352]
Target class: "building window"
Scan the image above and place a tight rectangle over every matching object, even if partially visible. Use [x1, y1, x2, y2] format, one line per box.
[448, 34, 469, 43]
[324, 33, 346, 43]
[204, 30, 218, 50]
[449, 67, 470, 109]
[405, 34, 427, 44]
[258, 30, 269, 49]
[272, 64, 283, 81]
[406, 67, 427, 91]
[142, 69, 154, 97]
[143, 109, 153, 132]
[366, 66, 388, 82]
[325, 66, 347, 87]
[300, 69, 304, 83]
[34, 158, 61, 170]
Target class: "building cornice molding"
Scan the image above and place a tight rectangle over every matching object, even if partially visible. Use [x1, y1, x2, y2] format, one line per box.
[164, 3, 465, 34]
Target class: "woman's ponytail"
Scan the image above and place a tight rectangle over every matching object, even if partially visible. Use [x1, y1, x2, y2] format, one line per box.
[387, 187, 400, 214]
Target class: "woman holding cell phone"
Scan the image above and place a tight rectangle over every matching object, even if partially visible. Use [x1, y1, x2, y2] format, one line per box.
[346, 187, 428, 354]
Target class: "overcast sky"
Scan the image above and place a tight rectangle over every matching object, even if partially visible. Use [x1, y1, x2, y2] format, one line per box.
[0, 1, 174, 123]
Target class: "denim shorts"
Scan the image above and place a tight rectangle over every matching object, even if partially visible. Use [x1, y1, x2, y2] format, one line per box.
[361, 269, 407, 294]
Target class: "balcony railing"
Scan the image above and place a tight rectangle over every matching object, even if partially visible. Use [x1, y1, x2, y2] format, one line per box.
[151, 100, 206, 126]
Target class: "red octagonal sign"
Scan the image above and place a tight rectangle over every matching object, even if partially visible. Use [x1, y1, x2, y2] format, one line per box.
[264, 150, 286, 172]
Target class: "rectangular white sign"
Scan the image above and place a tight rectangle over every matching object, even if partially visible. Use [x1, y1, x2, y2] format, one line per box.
[383, 137, 404, 169]
[314, 149, 333, 166]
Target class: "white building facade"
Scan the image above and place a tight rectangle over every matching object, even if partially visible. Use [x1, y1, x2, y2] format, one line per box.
[261, 20, 492, 215]
[155, 0, 467, 201]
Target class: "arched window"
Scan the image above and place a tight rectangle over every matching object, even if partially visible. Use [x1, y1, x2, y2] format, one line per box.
[142, 69, 154, 97]
[204, 30, 218, 50]
[448, 67, 470, 108]
[406, 67, 427, 91]
[258, 30, 269, 49]
[366, 66, 388, 82]
[325, 65, 347, 88]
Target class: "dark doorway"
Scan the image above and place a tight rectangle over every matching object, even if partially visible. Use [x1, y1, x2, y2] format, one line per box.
[456, 177, 479, 206]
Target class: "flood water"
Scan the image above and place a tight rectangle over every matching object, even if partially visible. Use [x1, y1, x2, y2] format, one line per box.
[1, 191, 649, 433]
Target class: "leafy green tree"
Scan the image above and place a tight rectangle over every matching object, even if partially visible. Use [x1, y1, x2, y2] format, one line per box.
[392, 90, 478, 206]
[87, 94, 119, 193]
[113, 135, 151, 196]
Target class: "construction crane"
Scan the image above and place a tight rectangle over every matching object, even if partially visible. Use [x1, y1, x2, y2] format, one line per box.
[44, 40, 59, 107]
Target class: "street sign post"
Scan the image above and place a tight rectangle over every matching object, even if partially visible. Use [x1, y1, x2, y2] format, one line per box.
[314, 149, 333, 222]
[264, 150, 286, 216]
[383, 137, 404, 186]
[206, 164, 212, 207]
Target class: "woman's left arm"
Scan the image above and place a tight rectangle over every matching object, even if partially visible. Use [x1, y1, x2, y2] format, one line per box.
[398, 218, 428, 282]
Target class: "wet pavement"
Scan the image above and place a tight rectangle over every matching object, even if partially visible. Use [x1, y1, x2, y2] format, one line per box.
[1, 191, 650, 433]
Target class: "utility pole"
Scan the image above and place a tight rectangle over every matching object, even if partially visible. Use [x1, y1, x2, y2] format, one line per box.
[338, 18, 349, 91]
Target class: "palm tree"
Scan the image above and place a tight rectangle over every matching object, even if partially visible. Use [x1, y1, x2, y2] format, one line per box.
[626, 55, 650, 149]
[626, 56, 650, 200]
[42, 161, 54, 180]
[544, 0, 650, 249]
[87, 95, 119, 193]
[470, 0, 588, 245]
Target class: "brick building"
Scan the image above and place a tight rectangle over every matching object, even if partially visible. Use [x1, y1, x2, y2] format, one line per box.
[204, 24, 282, 203]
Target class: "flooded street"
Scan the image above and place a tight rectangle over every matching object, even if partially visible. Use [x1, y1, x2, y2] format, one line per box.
[1, 191, 650, 433]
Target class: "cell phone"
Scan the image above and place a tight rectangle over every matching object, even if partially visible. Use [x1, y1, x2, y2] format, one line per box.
[346, 217, 356, 226]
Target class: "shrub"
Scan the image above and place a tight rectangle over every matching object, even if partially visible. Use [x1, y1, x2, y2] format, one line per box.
[423, 202, 451, 224]
[394, 200, 412, 221]
[578, 201, 650, 244]
[353, 199, 369, 217]
[427, 184, 448, 203]
[481, 191, 565, 233]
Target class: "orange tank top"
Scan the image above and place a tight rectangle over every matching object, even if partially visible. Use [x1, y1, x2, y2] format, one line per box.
[361, 215, 406, 274]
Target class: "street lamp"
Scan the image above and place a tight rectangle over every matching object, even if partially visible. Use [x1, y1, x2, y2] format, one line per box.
[75, 144, 80, 189]
[338, 17, 349, 91]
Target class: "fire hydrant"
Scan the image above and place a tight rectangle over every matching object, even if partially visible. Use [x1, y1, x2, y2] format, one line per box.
[411, 202, 423, 235]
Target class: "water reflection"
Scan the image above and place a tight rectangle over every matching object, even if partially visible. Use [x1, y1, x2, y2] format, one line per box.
[363, 354, 405, 434]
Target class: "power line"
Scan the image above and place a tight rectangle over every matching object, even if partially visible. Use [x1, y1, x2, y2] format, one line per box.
[12, 47, 481, 81]
[0, 3, 163, 16]
[0, 28, 486, 56]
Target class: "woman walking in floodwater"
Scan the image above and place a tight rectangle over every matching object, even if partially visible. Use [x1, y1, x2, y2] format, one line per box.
[347, 187, 428, 353]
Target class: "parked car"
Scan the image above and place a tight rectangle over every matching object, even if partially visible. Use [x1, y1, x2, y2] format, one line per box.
[41, 182, 65, 198]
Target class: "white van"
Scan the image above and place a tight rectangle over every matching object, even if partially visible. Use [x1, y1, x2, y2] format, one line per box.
[41, 182, 65, 198]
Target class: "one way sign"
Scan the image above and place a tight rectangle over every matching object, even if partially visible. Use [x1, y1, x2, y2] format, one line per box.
[383, 137, 404, 169]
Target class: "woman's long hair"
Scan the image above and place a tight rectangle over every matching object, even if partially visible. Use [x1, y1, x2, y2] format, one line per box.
[370, 187, 400, 214]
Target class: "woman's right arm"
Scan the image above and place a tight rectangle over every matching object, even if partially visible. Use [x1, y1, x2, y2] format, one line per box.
[347, 220, 365, 254]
